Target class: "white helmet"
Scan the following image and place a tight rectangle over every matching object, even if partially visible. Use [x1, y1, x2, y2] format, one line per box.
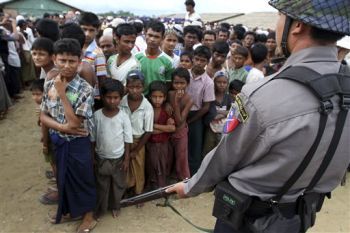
[336, 36, 350, 50]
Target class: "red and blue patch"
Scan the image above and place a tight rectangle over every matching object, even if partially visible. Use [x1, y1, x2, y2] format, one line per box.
[223, 107, 240, 134]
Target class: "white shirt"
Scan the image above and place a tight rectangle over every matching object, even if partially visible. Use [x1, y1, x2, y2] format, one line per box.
[91, 109, 133, 159]
[184, 11, 201, 26]
[107, 54, 141, 86]
[120, 95, 154, 138]
[246, 67, 264, 84]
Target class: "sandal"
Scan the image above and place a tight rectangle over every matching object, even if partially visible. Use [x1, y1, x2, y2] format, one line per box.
[76, 219, 97, 233]
[45, 170, 55, 179]
[48, 212, 82, 224]
[39, 191, 58, 205]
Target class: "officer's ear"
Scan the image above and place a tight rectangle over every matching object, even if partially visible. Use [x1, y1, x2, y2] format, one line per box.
[290, 20, 307, 36]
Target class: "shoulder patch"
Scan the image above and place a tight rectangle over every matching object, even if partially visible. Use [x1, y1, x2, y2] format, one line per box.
[223, 104, 240, 134]
[235, 95, 249, 123]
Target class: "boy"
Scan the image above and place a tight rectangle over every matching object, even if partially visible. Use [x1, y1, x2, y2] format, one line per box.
[79, 12, 107, 104]
[205, 41, 229, 78]
[40, 38, 97, 233]
[120, 70, 154, 200]
[161, 29, 180, 68]
[228, 79, 244, 101]
[31, 38, 59, 205]
[182, 25, 202, 53]
[108, 23, 140, 86]
[227, 45, 249, 83]
[91, 79, 132, 218]
[246, 43, 268, 84]
[31, 37, 55, 81]
[135, 20, 173, 94]
[168, 67, 193, 180]
[186, 46, 215, 175]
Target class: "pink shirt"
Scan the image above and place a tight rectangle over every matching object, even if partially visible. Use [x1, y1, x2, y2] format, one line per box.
[187, 71, 215, 111]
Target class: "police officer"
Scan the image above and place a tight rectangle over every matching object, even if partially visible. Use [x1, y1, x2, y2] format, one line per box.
[167, 0, 350, 232]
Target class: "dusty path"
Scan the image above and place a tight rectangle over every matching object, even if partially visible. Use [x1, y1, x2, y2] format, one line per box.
[0, 91, 349, 233]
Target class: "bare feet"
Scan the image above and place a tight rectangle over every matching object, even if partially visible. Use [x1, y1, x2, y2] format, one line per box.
[112, 209, 120, 218]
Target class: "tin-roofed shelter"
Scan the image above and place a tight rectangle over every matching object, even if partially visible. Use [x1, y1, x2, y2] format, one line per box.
[0, 0, 83, 17]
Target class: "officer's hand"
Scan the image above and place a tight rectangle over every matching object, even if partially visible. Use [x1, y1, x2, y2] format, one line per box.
[165, 182, 187, 199]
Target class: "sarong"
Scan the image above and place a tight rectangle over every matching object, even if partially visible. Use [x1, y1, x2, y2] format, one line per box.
[50, 133, 96, 223]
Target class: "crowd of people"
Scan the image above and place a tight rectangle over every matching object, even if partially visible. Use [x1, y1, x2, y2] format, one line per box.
[0, 0, 349, 232]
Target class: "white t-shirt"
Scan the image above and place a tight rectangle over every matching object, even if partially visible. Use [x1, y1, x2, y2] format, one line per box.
[91, 109, 133, 159]
[107, 54, 141, 86]
[246, 67, 264, 84]
[172, 54, 180, 68]
[184, 12, 201, 26]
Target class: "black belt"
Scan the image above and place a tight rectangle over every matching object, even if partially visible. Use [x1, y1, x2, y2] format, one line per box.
[247, 198, 298, 219]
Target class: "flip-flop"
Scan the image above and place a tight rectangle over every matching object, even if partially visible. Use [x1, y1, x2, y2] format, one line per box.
[39, 192, 58, 205]
[76, 219, 97, 233]
[45, 170, 55, 179]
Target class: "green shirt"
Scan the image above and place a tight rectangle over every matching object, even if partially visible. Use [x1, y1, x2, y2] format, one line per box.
[135, 51, 173, 94]
[228, 66, 249, 84]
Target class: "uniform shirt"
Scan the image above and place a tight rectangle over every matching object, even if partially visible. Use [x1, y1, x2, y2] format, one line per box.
[135, 51, 173, 94]
[107, 54, 140, 86]
[120, 94, 154, 138]
[185, 46, 350, 202]
[40, 74, 94, 141]
[186, 71, 215, 111]
[91, 109, 133, 159]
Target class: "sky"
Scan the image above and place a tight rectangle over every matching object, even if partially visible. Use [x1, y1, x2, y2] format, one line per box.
[60, 0, 276, 16]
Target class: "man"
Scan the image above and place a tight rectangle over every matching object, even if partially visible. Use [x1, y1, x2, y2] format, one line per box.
[182, 25, 201, 53]
[135, 20, 173, 94]
[184, 0, 201, 27]
[201, 30, 216, 50]
[216, 28, 230, 42]
[99, 34, 116, 61]
[242, 31, 256, 49]
[205, 41, 229, 78]
[79, 12, 107, 107]
[108, 23, 140, 86]
[168, 1, 350, 232]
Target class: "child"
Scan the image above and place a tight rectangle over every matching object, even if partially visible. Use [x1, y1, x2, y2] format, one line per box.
[179, 51, 193, 70]
[245, 43, 268, 84]
[31, 79, 57, 185]
[168, 67, 193, 180]
[203, 71, 233, 155]
[146, 81, 175, 189]
[227, 45, 249, 84]
[161, 30, 180, 68]
[91, 79, 133, 218]
[31, 37, 55, 81]
[228, 79, 244, 101]
[186, 46, 215, 175]
[120, 70, 154, 201]
[40, 38, 97, 232]
[31, 38, 59, 205]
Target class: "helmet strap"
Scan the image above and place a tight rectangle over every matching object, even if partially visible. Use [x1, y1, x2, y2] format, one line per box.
[281, 16, 293, 57]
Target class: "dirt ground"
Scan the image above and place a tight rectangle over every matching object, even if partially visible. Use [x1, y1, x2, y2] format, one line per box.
[0, 91, 349, 233]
